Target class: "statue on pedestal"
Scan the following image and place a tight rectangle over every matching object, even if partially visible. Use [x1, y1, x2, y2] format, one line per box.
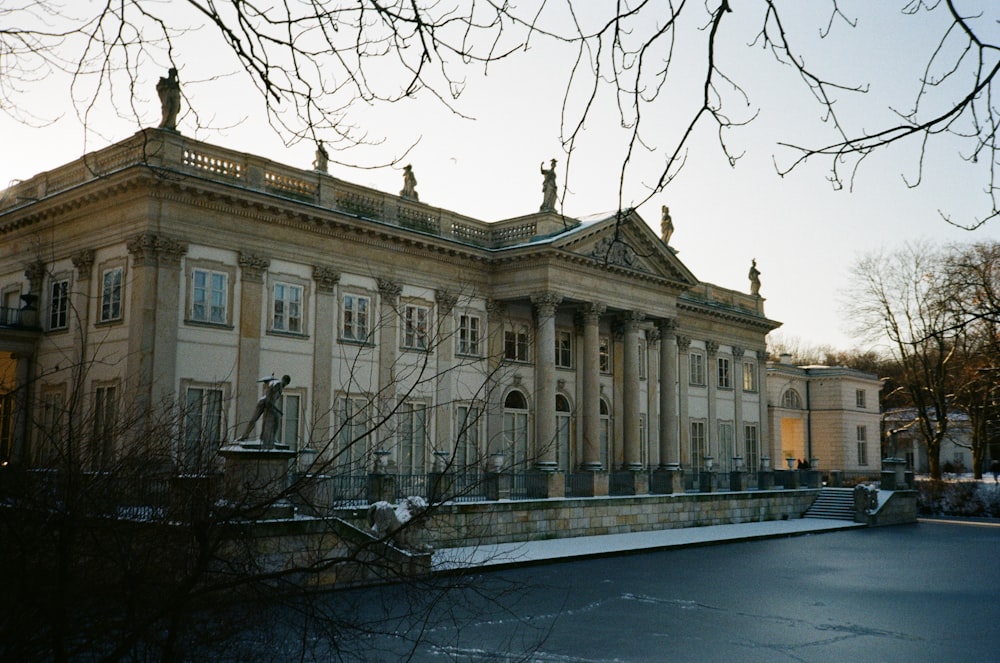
[748, 258, 761, 296]
[540, 158, 558, 212]
[237, 374, 291, 449]
[400, 164, 418, 200]
[156, 68, 181, 131]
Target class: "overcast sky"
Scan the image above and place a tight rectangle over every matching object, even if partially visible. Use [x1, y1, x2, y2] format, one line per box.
[1, 2, 996, 353]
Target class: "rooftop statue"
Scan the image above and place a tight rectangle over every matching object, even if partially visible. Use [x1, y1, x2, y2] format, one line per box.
[540, 158, 558, 212]
[156, 68, 181, 131]
[400, 164, 418, 200]
[749, 258, 762, 296]
[313, 141, 329, 172]
[237, 374, 291, 449]
[660, 205, 674, 244]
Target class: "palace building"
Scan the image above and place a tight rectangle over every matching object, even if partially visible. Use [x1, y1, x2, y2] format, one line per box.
[0, 128, 781, 498]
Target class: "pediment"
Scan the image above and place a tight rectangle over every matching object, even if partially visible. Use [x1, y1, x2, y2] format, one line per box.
[553, 210, 698, 286]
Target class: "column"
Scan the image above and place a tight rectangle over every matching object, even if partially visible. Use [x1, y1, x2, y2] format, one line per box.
[434, 289, 458, 466]
[705, 340, 719, 465]
[580, 302, 605, 470]
[622, 310, 644, 470]
[676, 336, 691, 467]
[756, 349, 771, 465]
[531, 293, 561, 469]
[732, 346, 745, 464]
[376, 278, 402, 458]
[311, 266, 340, 460]
[652, 318, 683, 493]
[71, 250, 94, 346]
[236, 252, 269, 432]
[485, 299, 506, 461]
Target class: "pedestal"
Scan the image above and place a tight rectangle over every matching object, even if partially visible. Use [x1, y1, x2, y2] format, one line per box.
[367, 473, 396, 503]
[729, 470, 748, 492]
[651, 467, 685, 494]
[427, 471, 454, 503]
[610, 470, 649, 496]
[569, 471, 609, 497]
[526, 469, 565, 498]
[483, 472, 510, 500]
[699, 471, 715, 493]
[757, 470, 774, 490]
[218, 444, 296, 516]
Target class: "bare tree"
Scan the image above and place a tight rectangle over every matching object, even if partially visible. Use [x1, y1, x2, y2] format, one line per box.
[4, 2, 1000, 224]
[845, 241, 960, 479]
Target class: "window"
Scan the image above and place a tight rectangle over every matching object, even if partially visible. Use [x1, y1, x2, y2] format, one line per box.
[183, 386, 224, 469]
[92, 384, 117, 469]
[342, 294, 371, 342]
[856, 425, 868, 466]
[337, 396, 371, 470]
[272, 281, 304, 333]
[781, 389, 802, 409]
[718, 421, 734, 470]
[717, 357, 732, 389]
[599, 335, 611, 373]
[690, 421, 707, 471]
[503, 390, 530, 469]
[555, 330, 573, 368]
[599, 398, 611, 469]
[49, 278, 69, 330]
[504, 323, 530, 362]
[458, 314, 481, 356]
[191, 268, 229, 324]
[99, 266, 123, 322]
[690, 352, 705, 386]
[403, 304, 430, 350]
[397, 401, 427, 473]
[743, 360, 757, 391]
[856, 389, 867, 408]
[37, 387, 65, 467]
[744, 424, 759, 472]
[276, 392, 301, 450]
[556, 395, 571, 471]
[455, 405, 482, 470]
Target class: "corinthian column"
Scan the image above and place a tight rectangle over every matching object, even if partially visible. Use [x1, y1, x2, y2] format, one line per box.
[622, 310, 644, 470]
[580, 302, 605, 470]
[531, 293, 561, 468]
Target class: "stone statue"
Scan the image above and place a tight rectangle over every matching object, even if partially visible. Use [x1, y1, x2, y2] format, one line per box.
[313, 141, 329, 172]
[400, 164, 418, 200]
[540, 158, 558, 212]
[238, 374, 290, 449]
[156, 68, 181, 131]
[660, 205, 674, 244]
[367, 496, 430, 550]
[748, 258, 761, 296]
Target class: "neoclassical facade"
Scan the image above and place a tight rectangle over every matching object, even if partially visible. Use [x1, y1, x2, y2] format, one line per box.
[0, 129, 780, 496]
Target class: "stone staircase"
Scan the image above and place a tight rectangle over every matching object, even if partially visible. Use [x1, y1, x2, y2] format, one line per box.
[803, 487, 856, 521]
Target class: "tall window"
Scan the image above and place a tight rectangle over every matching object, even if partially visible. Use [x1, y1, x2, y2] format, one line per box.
[857, 425, 868, 466]
[38, 387, 65, 467]
[191, 269, 228, 324]
[555, 330, 573, 368]
[342, 294, 370, 342]
[403, 304, 430, 350]
[599, 336, 611, 373]
[337, 396, 371, 470]
[856, 389, 867, 408]
[690, 421, 707, 471]
[183, 386, 224, 469]
[556, 395, 571, 470]
[690, 352, 705, 386]
[744, 424, 759, 472]
[718, 421, 734, 470]
[717, 357, 732, 388]
[455, 405, 481, 471]
[276, 392, 301, 450]
[99, 266, 123, 322]
[272, 282, 303, 333]
[49, 279, 69, 330]
[743, 360, 757, 391]
[599, 397, 611, 469]
[504, 324, 530, 362]
[503, 390, 530, 469]
[397, 401, 427, 473]
[458, 314, 481, 356]
[92, 384, 117, 469]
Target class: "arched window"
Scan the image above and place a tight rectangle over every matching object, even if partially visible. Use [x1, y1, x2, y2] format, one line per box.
[503, 389, 530, 469]
[555, 394, 572, 471]
[599, 397, 611, 470]
[781, 389, 803, 409]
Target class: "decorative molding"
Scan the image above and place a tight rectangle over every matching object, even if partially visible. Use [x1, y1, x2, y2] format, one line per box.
[590, 236, 641, 271]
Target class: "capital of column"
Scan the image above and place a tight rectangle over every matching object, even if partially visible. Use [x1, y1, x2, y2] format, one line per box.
[377, 277, 402, 300]
[531, 292, 563, 317]
[24, 260, 46, 292]
[486, 298, 506, 317]
[579, 301, 606, 323]
[436, 289, 459, 314]
[238, 252, 270, 283]
[732, 345, 744, 358]
[756, 348, 769, 361]
[127, 233, 188, 267]
[72, 249, 95, 281]
[676, 335, 691, 352]
[313, 266, 340, 293]
[657, 317, 678, 336]
[622, 310, 645, 330]
[705, 339, 719, 356]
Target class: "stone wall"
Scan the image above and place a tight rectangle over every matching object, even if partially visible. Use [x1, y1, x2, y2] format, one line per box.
[866, 490, 918, 527]
[336, 489, 820, 549]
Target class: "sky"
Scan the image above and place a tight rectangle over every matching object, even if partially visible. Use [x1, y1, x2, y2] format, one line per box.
[1, 1, 997, 353]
